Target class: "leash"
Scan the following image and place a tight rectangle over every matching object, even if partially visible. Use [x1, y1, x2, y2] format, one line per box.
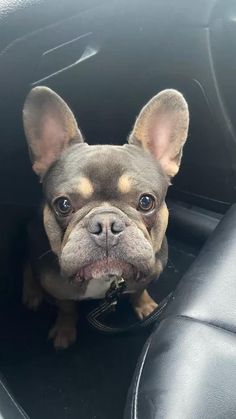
[37, 249, 172, 330]
[86, 277, 172, 334]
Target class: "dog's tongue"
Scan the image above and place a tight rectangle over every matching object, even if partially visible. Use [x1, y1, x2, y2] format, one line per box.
[75, 258, 134, 282]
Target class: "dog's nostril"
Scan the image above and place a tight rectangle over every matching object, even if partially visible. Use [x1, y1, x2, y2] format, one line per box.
[111, 221, 124, 235]
[89, 216, 125, 237]
[91, 222, 103, 235]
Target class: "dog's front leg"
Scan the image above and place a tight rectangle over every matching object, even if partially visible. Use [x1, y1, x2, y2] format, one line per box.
[130, 289, 158, 320]
[49, 300, 78, 350]
[23, 263, 43, 310]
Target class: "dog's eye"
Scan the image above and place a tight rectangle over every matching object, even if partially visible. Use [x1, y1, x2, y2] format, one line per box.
[54, 197, 73, 216]
[138, 194, 155, 212]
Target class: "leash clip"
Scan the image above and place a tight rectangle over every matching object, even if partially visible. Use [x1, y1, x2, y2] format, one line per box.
[105, 277, 126, 304]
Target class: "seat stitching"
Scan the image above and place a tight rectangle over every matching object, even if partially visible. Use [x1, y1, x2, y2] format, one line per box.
[174, 314, 236, 336]
[132, 336, 152, 419]
[0, 380, 29, 418]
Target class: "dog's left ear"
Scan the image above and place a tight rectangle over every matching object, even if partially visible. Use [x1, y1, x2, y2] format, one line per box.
[129, 89, 189, 178]
[23, 86, 84, 179]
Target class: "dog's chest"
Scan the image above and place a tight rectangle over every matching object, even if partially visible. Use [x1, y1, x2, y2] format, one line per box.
[81, 277, 115, 299]
[40, 270, 119, 301]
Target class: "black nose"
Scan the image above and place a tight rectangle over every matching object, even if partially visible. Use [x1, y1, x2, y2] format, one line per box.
[88, 213, 125, 247]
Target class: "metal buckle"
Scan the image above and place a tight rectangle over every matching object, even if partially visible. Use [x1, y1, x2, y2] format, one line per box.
[105, 277, 126, 303]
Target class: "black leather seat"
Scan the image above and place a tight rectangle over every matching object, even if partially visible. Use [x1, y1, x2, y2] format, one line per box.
[125, 204, 236, 419]
[0, 378, 28, 418]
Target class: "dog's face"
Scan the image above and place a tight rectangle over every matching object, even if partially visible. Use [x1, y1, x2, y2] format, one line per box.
[23, 87, 189, 299]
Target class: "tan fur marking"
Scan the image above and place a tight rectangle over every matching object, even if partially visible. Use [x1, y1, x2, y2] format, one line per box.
[131, 290, 158, 319]
[43, 204, 51, 226]
[151, 203, 169, 254]
[155, 258, 163, 275]
[61, 221, 75, 249]
[77, 177, 94, 199]
[49, 300, 77, 349]
[43, 204, 62, 255]
[23, 263, 43, 310]
[118, 174, 132, 194]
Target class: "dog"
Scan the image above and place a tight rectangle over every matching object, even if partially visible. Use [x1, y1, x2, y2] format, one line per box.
[22, 86, 189, 349]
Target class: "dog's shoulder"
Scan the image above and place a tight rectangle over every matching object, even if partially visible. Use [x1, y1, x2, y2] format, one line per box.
[27, 210, 54, 273]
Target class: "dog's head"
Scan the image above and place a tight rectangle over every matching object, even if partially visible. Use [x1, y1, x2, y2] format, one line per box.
[23, 87, 189, 298]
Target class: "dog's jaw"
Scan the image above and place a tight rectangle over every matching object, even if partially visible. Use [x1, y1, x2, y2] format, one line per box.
[71, 257, 150, 299]
[73, 257, 137, 283]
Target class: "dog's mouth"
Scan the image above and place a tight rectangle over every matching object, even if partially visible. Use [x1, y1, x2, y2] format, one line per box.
[72, 257, 143, 283]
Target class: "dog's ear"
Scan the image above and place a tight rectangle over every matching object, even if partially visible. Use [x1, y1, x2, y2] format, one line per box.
[23, 86, 84, 179]
[129, 89, 189, 178]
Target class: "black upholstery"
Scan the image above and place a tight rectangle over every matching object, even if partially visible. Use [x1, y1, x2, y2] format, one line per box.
[125, 204, 236, 419]
[0, 379, 28, 418]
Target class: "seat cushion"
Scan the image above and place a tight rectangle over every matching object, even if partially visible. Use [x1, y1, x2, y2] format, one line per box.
[125, 204, 236, 419]
[0, 378, 28, 418]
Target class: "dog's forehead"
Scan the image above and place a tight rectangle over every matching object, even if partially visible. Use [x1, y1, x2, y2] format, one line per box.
[44, 143, 168, 199]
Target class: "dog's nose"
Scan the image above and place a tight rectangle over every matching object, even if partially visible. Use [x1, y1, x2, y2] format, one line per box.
[88, 213, 125, 248]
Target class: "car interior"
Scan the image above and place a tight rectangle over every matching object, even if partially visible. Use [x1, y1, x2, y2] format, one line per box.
[0, 0, 236, 418]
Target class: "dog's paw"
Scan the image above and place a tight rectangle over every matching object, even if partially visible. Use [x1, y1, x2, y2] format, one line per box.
[131, 290, 158, 320]
[134, 300, 158, 320]
[23, 280, 43, 311]
[49, 322, 77, 350]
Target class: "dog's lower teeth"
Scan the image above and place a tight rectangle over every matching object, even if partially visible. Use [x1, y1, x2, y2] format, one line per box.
[75, 273, 84, 283]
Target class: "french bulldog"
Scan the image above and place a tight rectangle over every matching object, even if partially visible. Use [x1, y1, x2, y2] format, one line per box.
[22, 86, 189, 349]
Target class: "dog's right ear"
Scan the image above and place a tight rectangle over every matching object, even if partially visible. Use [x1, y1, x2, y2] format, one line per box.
[23, 86, 84, 179]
